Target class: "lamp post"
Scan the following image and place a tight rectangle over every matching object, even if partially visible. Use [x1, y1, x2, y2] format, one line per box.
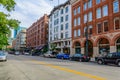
[85, 22, 89, 57]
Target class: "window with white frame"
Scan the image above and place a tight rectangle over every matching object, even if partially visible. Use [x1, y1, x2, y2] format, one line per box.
[88, 0, 92, 8]
[65, 6, 69, 13]
[84, 27, 87, 36]
[74, 9, 76, 15]
[103, 21, 109, 32]
[65, 23, 68, 30]
[65, 32, 69, 38]
[84, 14, 87, 23]
[61, 24, 63, 30]
[61, 17, 64, 22]
[114, 18, 120, 30]
[84, 3, 87, 11]
[96, 0, 101, 4]
[96, 8, 101, 19]
[78, 29, 81, 36]
[97, 23, 102, 33]
[103, 5, 108, 17]
[61, 9, 64, 14]
[74, 19, 77, 26]
[74, 30, 77, 37]
[78, 6, 80, 13]
[89, 25, 93, 35]
[65, 15, 68, 21]
[113, 0, 119, 13]
[78, 17, 80, 25]
[88, 12, 92, 21]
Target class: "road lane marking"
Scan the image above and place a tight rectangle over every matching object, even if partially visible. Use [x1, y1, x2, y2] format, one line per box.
[32, 61, 107, 80]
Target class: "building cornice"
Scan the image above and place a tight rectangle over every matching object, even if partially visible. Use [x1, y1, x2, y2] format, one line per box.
[70, 0, 80, 5]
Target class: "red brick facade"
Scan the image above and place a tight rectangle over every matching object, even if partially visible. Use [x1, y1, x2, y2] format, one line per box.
[26, 14, 48, 48]
[71, 0, 120, 57]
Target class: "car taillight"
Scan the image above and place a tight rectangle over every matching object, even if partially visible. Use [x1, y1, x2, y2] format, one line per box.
[83, 56, 86, 58]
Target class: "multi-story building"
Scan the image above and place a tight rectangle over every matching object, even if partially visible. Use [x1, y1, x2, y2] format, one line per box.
[14, 29, 26, 51]
[26, 14, 48, 49]
[70, 0, 120, 57]
[13, 27, 26, 38]
[49, 0, 72, 54]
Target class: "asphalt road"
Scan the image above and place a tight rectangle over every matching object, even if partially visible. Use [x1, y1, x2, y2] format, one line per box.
[0, 54, 120, 80]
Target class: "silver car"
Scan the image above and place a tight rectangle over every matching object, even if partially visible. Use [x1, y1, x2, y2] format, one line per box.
[0, 51, 7, 61]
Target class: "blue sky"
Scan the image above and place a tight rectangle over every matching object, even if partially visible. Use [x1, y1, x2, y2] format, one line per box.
[8, 0, 67, 28]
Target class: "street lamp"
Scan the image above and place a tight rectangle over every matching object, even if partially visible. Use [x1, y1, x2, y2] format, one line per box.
[85, 22, 89, 57]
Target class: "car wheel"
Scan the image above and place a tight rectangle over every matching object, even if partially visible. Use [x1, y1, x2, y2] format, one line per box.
[117, 61, 120, 67]
[61, 57, 64, 60]
[97, 60, 103, 64]
[69, 58, 72, 61]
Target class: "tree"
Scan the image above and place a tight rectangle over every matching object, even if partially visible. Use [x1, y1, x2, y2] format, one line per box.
[50, 43, 57, 51]
[0, 0, 20, 49]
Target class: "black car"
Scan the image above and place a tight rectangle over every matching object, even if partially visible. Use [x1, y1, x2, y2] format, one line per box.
[70, 53, 90, 62]
[95, 52, 120, 66]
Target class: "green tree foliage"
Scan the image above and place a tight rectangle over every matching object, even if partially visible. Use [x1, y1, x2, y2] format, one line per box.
[50, 43, 57, 51]
[0, 0, 20, 49]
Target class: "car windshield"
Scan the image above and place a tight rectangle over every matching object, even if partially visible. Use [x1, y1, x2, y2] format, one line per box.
[0, 52, 5, 56]
[74, 54, 83, 57]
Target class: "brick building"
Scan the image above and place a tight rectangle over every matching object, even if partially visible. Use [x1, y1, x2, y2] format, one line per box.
[26, 14, 48, 50]
[70, 0, 120, 57]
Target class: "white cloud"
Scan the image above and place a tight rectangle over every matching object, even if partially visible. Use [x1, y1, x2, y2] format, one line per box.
[9, 0, 53, 28]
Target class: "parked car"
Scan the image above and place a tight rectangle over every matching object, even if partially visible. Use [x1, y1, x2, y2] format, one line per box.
[56, 53, 70, 59]
[24, 52, 29, 55]
[15, 51, 20, 55]
[70, 53, 90, 62]
[0, 51, 7, 61]
[95, 52, 120, 67]
[43, 51, 57, 58]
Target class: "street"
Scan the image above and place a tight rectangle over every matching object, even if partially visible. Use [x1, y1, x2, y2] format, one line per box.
[0, 54, 120, 80]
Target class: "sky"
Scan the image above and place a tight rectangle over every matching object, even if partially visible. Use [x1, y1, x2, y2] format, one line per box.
[8, 0, 67, 28]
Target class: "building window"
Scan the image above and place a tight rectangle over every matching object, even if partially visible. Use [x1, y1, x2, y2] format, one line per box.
[84, 14, 87, 23]
[114, 18, 120, 30]
[78, 17, 80, 25]
[65, 6, 68, 13]
[103, 5, 108, 17]
[74, 19, 77, 26]
[61, 17, 64, 22]
[78, 29, 81, 36]
[84, 27, 87, 36]
[61, 33, 63, 39]
[74, 9, 76, 15]
[65, 15, 68, 21]
[50, 16, 52, 21]
[78, 6, 80, 13]
[96, 8, 101, 19]
[57, 18, 59, 24]
[74, 30, 77, 37]
[65, 32, 68, 38]
[88, 12, 92, 22]
[96, 0, 101, 4]
[97, 23, 102, 33]
[84, 3, 87, 11]
[88, 0, 92, 8]
[89, 25, 93, 35]
[104, 21, 109, 32]
[113, 0, 119, 13]
[65, 23, 68, 30]
[61, 24, 63, 30]
[61, 9, 64, 14]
